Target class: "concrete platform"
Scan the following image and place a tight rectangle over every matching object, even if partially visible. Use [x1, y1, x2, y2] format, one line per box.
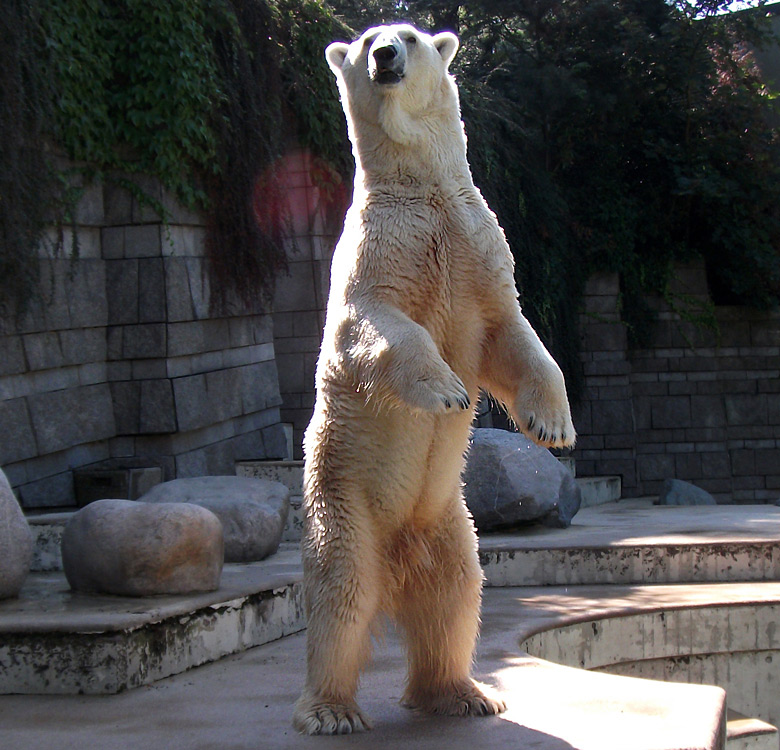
[480, 499, 780, 586]
[0, 585, 731, 750]
[3, 500, 780, 748]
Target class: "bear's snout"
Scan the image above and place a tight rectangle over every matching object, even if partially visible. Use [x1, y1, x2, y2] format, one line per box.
[369, 35, 406, 85]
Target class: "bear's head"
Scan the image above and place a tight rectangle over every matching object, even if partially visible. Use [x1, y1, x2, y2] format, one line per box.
[326, 24, 461, 153]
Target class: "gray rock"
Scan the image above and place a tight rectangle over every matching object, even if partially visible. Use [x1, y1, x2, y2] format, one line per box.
[140, 476, 289, 562]
[463, 429, 581, 531]
[0, 469, 33, 599]
[657, 478, 717, 506]
[62, 498, 223, 596]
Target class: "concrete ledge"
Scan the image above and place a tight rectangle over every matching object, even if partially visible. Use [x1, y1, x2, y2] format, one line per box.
[577, 475, 621, 506]
[480, 501, 780, 586]
[517, 586, 780, 729]
[0, 546, 303, 694]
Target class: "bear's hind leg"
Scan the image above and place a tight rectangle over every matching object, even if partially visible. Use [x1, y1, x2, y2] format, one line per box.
[293, 510, 379, 735]
[395, 510, 506, 717]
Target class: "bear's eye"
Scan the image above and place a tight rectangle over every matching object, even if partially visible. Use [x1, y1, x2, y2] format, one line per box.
[404, 35, 417, 46]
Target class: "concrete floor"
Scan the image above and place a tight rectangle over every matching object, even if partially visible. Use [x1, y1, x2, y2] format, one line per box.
[0, 584, 733, 750]
[5, 500, 780, 749]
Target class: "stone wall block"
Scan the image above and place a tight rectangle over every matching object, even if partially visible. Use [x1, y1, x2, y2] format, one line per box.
[124, 224, 161, 258]
[18, 470, 75, 509]
[164, 258, 196, 322]
[73, 183, 105, 226]
[67, 262, 108, 328]
[273, 261, 319, 314]
[106, 259, 139, 325]
[167, 321, 204, 357]
[725, 394, 767, 426]
[0, 398, 38, 465]
[172, 373, 208, 432]
[23, 332, 63, 372]
[109, 381, 141, 434]
[751, 319, 780, 347]
[28, 384, 116, 455]
[130, 176, 163, 224]
[16, 262, 72, 334]
[582, 321, 627, 353]
[59, 328, 107, 366]
[122, 323, 166, 360]
[239, 361, 283, 415]
[651, 396, 691, 430]
[637, 453, 675, 482]
[139, 379, 177, 434]
[584, 272, 619, 296]
[139, 258, 167, 323]
[185, 257, 210, 319]
[689, 395, 727, 429]
[0, 336, 26, 376]
[591, 400, 634, 435]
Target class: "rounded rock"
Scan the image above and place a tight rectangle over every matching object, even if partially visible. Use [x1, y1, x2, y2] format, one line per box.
[0, 468, 33, 600]
[140, 476, 290, 563]
[62, 498, 224, 596]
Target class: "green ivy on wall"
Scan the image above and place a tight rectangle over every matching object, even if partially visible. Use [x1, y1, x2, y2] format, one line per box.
[0, 0, 351, 312]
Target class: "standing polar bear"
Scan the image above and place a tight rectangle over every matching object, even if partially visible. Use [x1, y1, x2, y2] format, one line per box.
[294, 24, 575, 735]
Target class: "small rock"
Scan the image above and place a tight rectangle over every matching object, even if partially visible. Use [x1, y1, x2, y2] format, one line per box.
[0, 468, 33, 599]
[140, 476, 289, 562]
[62, 499, 223, 596]
[463, 429, 581, 531]
[657, 479, 717, 506]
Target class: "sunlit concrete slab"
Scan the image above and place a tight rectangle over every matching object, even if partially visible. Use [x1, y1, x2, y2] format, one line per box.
[481, 500, 780, 585]
[0, 586, 728, 750]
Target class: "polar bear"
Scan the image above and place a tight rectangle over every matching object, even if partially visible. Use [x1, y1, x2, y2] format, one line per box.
[293, 24, 575, 735]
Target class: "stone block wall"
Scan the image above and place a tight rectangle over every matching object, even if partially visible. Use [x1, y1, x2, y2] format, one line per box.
[1, 177, 286, 509]
[270, 149, 347, 458]
[573, 264, 780, 502]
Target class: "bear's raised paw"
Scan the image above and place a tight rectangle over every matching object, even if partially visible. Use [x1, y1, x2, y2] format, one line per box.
[405, 368, 470, 414]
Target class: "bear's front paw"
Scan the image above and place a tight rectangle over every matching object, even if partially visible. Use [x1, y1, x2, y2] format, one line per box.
[405, 368, 471, 414]
[293, 694, 372, 735]
[515, 387, 576, 449]
[403, 679, 506, 717]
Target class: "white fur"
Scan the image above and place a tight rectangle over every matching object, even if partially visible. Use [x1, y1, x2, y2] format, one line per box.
[294, 24, 575, 736]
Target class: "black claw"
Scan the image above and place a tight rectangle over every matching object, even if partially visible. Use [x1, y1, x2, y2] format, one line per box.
[561, 431, 567, 442]
[538, 427, 544, 441]
[528, 415, 535, 429]
[443, 397, 451, 409]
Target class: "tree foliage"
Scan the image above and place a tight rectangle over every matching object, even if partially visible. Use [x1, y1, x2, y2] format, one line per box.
[0, 0, 351, 313]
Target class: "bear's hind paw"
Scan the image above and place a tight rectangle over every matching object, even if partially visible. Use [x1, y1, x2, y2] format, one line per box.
[403, 679, 506, 717]
[293, 696, 372, 735]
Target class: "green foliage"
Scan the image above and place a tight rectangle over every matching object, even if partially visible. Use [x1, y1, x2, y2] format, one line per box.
[1, 0, 351, 311]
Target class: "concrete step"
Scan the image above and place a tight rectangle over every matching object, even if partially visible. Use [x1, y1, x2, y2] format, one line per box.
[0, 547, 304, 695]
[577, 475, 622, 507]
[727, 709, 779, 750]
[480, 500, 780, 586]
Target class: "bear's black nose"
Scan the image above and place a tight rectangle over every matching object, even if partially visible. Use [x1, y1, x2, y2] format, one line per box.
[372, 44, 397, 66]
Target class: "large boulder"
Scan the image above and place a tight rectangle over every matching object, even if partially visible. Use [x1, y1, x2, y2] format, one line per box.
[657, 478, 717, 506]
[62, 498, 223, 596]
[463, 428, 581, 531]
[0, 469, 33, 599]
[140, 476, 289, 562]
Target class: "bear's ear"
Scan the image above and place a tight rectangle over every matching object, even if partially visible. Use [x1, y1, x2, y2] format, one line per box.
[432, 32, 459, 68]
[326, 42, 350, 73]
